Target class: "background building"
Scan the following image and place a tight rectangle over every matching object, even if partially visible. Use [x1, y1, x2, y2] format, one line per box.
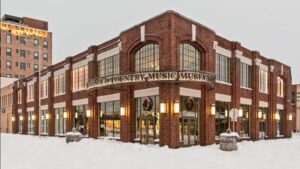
[0, 14, 52, 78]
[292, 84, 300, 132]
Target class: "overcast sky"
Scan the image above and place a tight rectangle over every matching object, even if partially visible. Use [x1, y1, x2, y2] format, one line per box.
[2, 0, 300, 83]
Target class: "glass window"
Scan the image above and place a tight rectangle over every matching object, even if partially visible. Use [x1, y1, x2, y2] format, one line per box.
[34, 39, 39, 47]
[240, 62, 252, 88]
[17, 90, 22, 104]
[276, 110, 283, 137]
[240, 105, 250, 137]
[27, 85, 34, 101]
[6, 48, 12, 56]
[20, 50, 26, 58]
[34, 52, 39, 60]
[55, 108, 66, 135]
[27, 111, 35, 135]
[97, 54, 119, 77]
[43, 41, 48, 48]
[40, 110, 48, 134]
[40, 80, 48, 98]
[98, 100, 120, 138]
[27, 63, 30, 68]
[6, 61, 12, 69]
[216, 53, 231, 83]
[277, 77, 284, 97]
[34, 64, 39, 72]
[259, 107, 268, 139]
[6, 74, 12, 78]
[54, 74, 65, 95]
[6, 34, 11, 44]
[74, 105, 88, 136]
[20, 62, 26, 70]
[18, 112, 22, 133]
[135, 44, 159, 72]
[20, 37, 26, 44]
[259, 69, 268, 93]
[72, 65, 88, 91]
[180, 43, 201, 71]
[215, 102, 230, 136]
[43, 53, 48, 61]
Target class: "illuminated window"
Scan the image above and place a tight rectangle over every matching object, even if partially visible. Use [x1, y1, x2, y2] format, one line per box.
[216, 53, 231, 83]
[54, 73, 65, 95]
[98, 54, 119, 77]
[135, 44, 159, 72]
[72, 65, 88, 91]
[240, 62, 252, 88]
[180, 43, 201, 71]
[6, 34, 11, 44]
[277, 77, 284, 97]
[40, 80, 48, 98]
[40, 109, 48, 134]
[259, 69, 268, 93]
[55, 108, 66, 135]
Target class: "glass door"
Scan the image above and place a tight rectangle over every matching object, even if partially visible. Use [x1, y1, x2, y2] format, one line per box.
[140, 117, 156, 144]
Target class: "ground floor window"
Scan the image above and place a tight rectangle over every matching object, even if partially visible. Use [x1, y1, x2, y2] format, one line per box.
[18, 113, 22, 133]
[40, 109, 48, 134]
[259, 107, 268, 139]
[215, 102, 230, 137]
[179, 96, 200, 146]
[135, 95, 159, 144]
[55, 108, 66, 135]
[73, 105, 88, 136]
[27, 111, 34, 135]
[98, 100, 120, 138]
[276, 110, 284, 137]
[240, 104, 250, 138]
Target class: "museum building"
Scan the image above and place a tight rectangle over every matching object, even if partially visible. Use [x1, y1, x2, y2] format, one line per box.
[11, 11, 293, 148]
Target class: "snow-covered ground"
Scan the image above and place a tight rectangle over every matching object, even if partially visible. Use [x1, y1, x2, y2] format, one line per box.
[1, 133, 300, 169]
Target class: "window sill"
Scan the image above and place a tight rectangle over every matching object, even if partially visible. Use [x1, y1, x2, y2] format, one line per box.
[216, 80, 232, 86]
[54, 93, 65, 97]
[259, 91, 269, 94]
[72, 89, 87, 93]
[277, 95, 284, 98]
[241, 87, 252, 90]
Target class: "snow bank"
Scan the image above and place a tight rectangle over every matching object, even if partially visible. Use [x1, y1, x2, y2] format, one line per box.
[220, 132, 240, 137]
[1, 133, 300, 169]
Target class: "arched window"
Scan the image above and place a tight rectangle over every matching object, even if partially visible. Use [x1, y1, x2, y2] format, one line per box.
[135, 44, 159, 72]
[180, 43, 201, 71]
[277, 77, 284, 97]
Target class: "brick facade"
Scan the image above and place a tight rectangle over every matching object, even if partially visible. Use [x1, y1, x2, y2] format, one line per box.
[11, 11, 293, 148]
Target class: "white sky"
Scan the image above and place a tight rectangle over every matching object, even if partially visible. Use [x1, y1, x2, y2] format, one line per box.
[1, 0, 300, 83]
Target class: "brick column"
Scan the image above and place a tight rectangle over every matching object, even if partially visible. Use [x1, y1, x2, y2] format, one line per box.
[268, 63, 276, 139]
[64, 59, 72, 132]
[12, 82, 18, 133]
[22, 81, 28, 134]
[284, 71, 292, 138]
[120, 87, 135, 142]
[251, 52, 260, 140]
[48, 71, 55, 136]
[33, 76, 39, 135]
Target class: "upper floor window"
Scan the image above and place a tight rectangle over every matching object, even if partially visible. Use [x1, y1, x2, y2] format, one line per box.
[6, 48, 12, 57]
[34, 52, 39, 60]
[34, 39, 39, 47]
[40, 80, 48, 98]
[20, 37, 26, 44]
[277, 77, 284, 97]
[240, 62, 252, 88]
[43, 53, 48, 61]
[27, 85, 34, 102]
[259, 69, 268, 93]
[72, 65, 88, 91]
[135, 44, 159, 72]
[20, 50, 26, 58]
[34, 64, 39, 72]
[6, 34, 11, 44]
[180, 43, 201, 71]
[43, 41, 48, 48]
[6, 61, 12, 69]
[20, 62, 26, 70]
[216, 53, 231, 83]
[54, 73, 66, 95]
[98, 54, 119, 77]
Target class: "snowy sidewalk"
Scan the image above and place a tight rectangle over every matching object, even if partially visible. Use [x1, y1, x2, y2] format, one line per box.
[1, 133, 300, 169]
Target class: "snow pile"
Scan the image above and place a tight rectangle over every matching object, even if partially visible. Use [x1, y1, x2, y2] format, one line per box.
[220, 132, 240, 137]
[1, 133, 300, 169]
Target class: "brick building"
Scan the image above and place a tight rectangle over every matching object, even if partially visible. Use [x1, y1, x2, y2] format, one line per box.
[291, 84, 300, 132]
[11, 11, 293, 148]
[0, 14, 52, 78]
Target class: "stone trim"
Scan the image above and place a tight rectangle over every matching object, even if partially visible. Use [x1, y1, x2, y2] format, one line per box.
[97, 93, 120, 103]
[72, 99, 88, 106]
[179, 87, 201, 98]
[134, 87, 159, 98]
[215, 93, 231, 102]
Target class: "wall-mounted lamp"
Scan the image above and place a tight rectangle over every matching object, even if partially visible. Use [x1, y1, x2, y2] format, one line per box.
[75, 112, 78, 119]
[239, 108, 243, 117]
[20, 116, 23, 121]
[275, 113, 280, 120]
[31, 114, 35, 120]
[289, 113, 293, 121]
[263, 113, 266, 120]
[120, 107, 125, 116]
[160, 103, 166, 113]
[174, 101, 180, 114]
[225, 110, 228, 117]
[56, 114, 59, 119]
[211, 104, 216, 115]
[12, 117, 15, 122]
[86, 109, 91, 117]
[41, 115, 44, 120]
[258, 109, 262, 119]
[46, 114, 49, 120]
[63, 112, 67, 119]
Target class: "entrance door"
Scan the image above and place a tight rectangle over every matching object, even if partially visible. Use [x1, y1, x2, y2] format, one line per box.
[141, 117, 156, 144]
[181, 117, 198, 146]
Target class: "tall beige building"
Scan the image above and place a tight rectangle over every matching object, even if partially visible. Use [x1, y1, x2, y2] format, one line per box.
[0, 14, 52, 78]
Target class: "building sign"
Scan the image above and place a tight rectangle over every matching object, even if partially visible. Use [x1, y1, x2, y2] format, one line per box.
[0, 22, 48, 38]
[87, 71, 214, 89]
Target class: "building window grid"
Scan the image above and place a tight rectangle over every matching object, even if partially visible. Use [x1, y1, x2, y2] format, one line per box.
[6, 48, 12, 57]
[34, 52, 39, 60]
[17, 90, 22, 104]
[240, 105, 250, 138]
[180, 43, 201, 71]
[54, 74, 66, 95]
[6, 34, 11, 44]
[98, 54, 119, 78]
[40, 80, 48, 98]
[72, 65, 88, 91]
[6, 61, 12, 69]
[43, 41, 48, 48]
[27, 85, 34, 102]
[27, 111, 34, 135]
[240, 62, 252, 88]
[216, 53, 231, 83]
[34, 64, 39, 72]
[40, 110, 48, 134]
[43, 53, 48, 61]
[20, 50, 26, 58]
[20, 37, 26, 44]
[135, 44, 159, 72]
[20, 62, 26, 70]
[34, 39, 39, 47]
[259, 69, 268, 93]
[55, 108, 66, 135]
[277, 77, 284, 97]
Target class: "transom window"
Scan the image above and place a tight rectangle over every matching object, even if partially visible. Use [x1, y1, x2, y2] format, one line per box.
[135, 44, 159, 72]
[180, 43, 201, 71]
[98, 54, 119, 77]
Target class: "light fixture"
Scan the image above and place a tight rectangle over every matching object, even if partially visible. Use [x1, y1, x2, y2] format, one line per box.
[46, 113, 49, 120]
[211, 104, 216, 115]
[120, 107, 125, 116]
[75, 112, 78, 119]
[174, 101, 180, 113]
[100, 110, 103, 117]
[275, 113, 280, 120]
[160, 103, 166, 113]
[56, 114, 59, 119]
[41, 115, 44, 120]
[239, 108, 243, 117]
[86, 109, 91, 117]
[12, 117, 15, 122]
[31, 114, 35, 120]
[258, 109, 262, 119]
[225, 110, 228, 117]
[263, 113, 266, 120]
[63, 112, 67, 119]
[289, 113, 293, 121]
[20, 116, 23, 121]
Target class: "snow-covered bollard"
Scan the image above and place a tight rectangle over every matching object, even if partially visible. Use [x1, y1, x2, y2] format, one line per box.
[219, 130, 239, 151]
[65, 129, 82, 143]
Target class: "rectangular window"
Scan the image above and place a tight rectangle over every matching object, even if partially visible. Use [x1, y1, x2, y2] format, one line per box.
[240, 105, 250, 138]
[6, 74, 12, 78]
[20, 62, 26, 70]
[41, 110, 48, 134]
[276, 110, 283, 137]
[97, 54, 119, 77]
[6, 34, 11, 44]
[34, 39, 39, 47]
[27, 85, 34, 102]
[6, 61, 12, 69]
[216, 53, 231, 83]
[40, 80, 48, 98]
[43, 41, 48, 48]
[17, 90, 22, 104]
[259, 107, 268, 139]
[215, 102, 230, 137]
[6, 48, 12, 56]
[18, 112, 22, 133]
[259, 69, 268, 93]
[34, 64, 39, 72]
[240, 62, 252, 88]
[43, 53, 48, 61]
[277, 77, 284, 97]
[20, 37, 26, 44]
[74, 105, 88, 136]
[34, 52, 39, 60]
[54, 73, 66, 95]
[27, 111, 35, 135]
[72, 65, 88, 91]
[55, 108, 66, 135]
[20, 50, 26, 58]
